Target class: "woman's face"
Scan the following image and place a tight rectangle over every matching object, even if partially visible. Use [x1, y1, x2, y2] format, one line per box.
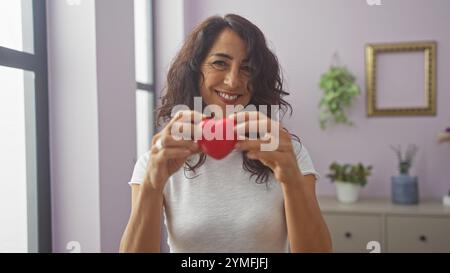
[200, 28, 252, 116]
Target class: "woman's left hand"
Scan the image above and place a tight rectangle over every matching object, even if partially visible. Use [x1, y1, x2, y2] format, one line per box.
[230, 111, 302, 184]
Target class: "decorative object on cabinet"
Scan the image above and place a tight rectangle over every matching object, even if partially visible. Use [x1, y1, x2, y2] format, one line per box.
[437, 127, 450, 144]
[390, 144, 419, 205]
[437, 127, 450, 207]
[318, 65, 361, 129]
[366, 41, 436, 117]
[327, 162, 372, 204]
[443, 190, 450, 207]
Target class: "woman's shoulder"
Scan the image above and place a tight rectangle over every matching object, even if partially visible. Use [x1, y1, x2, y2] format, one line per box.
[137, 150, 152, 165]
[289, 137, 320, 180]
[290, 136, 305, 158]
[128, 151, 151, 185]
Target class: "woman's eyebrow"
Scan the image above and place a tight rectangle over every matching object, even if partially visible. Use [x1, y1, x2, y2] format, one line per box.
[210, 52, 233, 60]
[209, 53, 249, 63]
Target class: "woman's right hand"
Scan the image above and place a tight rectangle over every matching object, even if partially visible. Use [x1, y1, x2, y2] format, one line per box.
[144, 110, 206, 192]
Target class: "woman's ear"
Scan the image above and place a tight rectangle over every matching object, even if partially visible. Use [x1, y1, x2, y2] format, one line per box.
[247, 83, 254, 95]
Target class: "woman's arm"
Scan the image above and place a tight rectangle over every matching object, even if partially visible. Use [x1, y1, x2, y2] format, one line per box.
[120, 110, 205, 253]
[231, 111, 332, 252]
[281, 174, 333, 253]
[119, 182, 164, 253]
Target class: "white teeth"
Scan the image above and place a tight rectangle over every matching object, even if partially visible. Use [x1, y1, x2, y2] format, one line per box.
[216, 91, 238, 101]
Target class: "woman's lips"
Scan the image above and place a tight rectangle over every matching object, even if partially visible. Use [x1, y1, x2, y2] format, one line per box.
[214, 90, 241, 103]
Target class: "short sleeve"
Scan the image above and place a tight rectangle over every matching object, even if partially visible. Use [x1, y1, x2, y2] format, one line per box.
[292, 140, 320, 181]
[128, 151, 151, 186]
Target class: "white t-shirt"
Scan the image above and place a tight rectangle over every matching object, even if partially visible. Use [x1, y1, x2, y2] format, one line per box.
[128, 140, 319, 253]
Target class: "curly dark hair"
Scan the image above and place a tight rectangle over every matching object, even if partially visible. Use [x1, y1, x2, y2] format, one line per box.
[156, 14, 300, 184]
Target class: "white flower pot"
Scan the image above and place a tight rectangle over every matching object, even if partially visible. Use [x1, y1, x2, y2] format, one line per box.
[335, 181, 361, 204]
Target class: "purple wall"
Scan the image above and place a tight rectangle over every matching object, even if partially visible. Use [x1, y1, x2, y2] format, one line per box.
[157, 0, 450, 199]
[48, 0, 136, 252]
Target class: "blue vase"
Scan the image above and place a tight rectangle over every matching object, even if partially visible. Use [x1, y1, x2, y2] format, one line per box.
[391, 175, 419, 204]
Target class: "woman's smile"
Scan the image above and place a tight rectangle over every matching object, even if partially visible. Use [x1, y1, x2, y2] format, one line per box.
[214, 89, 242, 104]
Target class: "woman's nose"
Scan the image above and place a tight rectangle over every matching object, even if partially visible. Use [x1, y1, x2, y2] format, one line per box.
[224, 68, 240, 89]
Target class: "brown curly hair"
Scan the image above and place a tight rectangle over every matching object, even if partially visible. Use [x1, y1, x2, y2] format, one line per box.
[156, 14, 300, 184]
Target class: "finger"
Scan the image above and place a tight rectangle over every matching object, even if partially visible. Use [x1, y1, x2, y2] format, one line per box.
[235, 120, 273, 136]
[166, 110, 207, 138]
[165, 110, 185, 130]
[235, 121, 281, 142]
[229, 111, 270, 125]
[236, 139, 267, 151]
[170, 121, 203, 141]
[175, 110, 207, 124]
[152, 134, 200, 153]
[246, 150, 279, 169]
[154, 147, 193, 160]
[236, 136, 282, 151]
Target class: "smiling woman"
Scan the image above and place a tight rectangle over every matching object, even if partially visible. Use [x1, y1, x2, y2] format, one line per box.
[199, 29, 252, 111]
[120, 14, 332, 253]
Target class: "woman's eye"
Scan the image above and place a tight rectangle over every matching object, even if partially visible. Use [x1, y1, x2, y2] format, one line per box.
[240, 65, 252, 75]
[211, 61, 228, 70]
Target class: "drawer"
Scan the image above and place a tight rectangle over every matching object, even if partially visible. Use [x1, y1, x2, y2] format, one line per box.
[323, 213, 383, 253]
[387, 216, 450, 253]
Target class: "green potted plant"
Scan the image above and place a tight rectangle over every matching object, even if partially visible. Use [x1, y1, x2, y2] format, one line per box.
[327, 162, 373, 203]
[318, 66, 361, 129]
[390, 144, 419, 204]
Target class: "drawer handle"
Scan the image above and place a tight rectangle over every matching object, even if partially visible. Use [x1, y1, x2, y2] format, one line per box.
[344, 232, 352, 239]
[419, 235, 427, 242]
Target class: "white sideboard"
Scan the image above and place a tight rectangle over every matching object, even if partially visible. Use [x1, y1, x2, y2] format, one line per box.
[318, 196, 450, 253]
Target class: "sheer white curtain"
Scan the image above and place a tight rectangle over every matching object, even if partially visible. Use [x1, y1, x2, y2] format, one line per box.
[134, 0, 155, 157]
[0, 0, 35, 252]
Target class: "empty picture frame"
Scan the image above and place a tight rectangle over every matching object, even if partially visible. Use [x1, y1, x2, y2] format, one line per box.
[365, 41, 436, 116]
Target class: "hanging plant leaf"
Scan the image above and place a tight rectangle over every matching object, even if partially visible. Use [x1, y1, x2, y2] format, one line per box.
[318, 66, 361, 129]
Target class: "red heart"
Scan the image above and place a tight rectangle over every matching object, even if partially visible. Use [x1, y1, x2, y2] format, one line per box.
[198, 117, 237, 160]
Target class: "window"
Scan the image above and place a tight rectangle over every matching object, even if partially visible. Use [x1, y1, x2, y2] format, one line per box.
[134, 0, 155, 157]
[0, 0, 51, 252]
[0, 0, 34, 53]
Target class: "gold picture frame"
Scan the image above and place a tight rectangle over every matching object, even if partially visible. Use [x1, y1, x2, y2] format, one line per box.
[366, 41, 436, 116]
